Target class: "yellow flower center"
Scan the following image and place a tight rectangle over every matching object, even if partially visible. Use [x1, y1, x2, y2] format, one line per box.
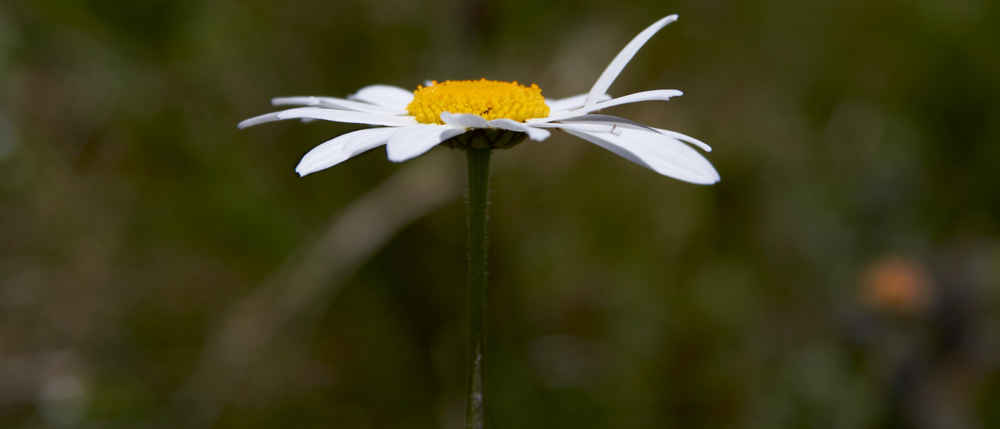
[406, 79, 550, 125]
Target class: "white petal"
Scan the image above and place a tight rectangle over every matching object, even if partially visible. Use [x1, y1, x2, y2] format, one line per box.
[277, 108, 417, 126]
[238, 112, 282, 129]
[530, 122, 622, 136]
[273, 96, 408, 115]
[440, 112, 489, 129]
[237, 107, 417, 129]
[295, 128, 397, 176]
[584, 15, 678, 108]
[545, 93, 612, 112]
[239, 109, 407, 129]
[385, 124, 466, 163]
[271, 96, 321, 106]
[538, 89, 683, 123]
[348, 85, 415, 110]
[486, 119, 551, 141]
[653, 128, 712, 152]
[545, 114, 658, 132]
[559, 123, 719, 184]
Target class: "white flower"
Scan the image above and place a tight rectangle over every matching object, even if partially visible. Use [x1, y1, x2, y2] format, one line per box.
[239, 15, 719, 184]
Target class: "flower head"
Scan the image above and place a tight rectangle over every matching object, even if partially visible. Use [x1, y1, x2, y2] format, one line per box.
[407, 79, 549, 124]
[239, 15, 719, 184]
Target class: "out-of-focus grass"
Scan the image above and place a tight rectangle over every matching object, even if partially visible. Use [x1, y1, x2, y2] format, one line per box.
[1, 0, 998, 428]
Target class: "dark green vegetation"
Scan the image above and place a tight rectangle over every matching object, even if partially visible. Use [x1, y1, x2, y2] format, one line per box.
[1, 0, 999, 428]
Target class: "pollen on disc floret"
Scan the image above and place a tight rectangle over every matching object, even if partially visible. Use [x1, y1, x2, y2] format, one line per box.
[406, 79, 550, 125]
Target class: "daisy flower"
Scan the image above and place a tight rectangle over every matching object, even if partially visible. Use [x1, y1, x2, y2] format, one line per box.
[239, 15, 719, 185]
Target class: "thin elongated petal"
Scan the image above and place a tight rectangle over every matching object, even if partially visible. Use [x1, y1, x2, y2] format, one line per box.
[487, 119, 552, 141]
[584, 15, 678, 107]
[277, 108, 417, 126]
[348, 85, 415, 110]
[271, 96, 320, 106]
[273, 96, 408, 115]
[559, 123, 719, 184]
[537, 90, 683, 123]
[238, 112, 282, 129]
[552, 114, 658, 132]
[535, 122, 618, 134]
[546, 93, 612, 112]
[653, 128, 712, 152]
[295, 128, 397, 176]
[386, 124, 466, 163]
[440, 112, 490, 129]
[539, 117, 710, 151]
[312, 98, 408, 115]
[239, 107, 417, 129]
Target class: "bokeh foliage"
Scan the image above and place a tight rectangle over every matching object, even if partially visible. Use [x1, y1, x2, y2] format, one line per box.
[1, 0, 999, 428]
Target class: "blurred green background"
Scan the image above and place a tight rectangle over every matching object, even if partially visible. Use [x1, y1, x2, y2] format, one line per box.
[2, 0, 999, 427]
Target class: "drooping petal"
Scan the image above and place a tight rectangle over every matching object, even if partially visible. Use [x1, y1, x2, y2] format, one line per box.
[295, 128, 398, 176]
[348, 85, 415, 111]
[440, 112, 490, 129]
[385, 124, 466, 163]
[584, 15, 678, 108]
[272, 96, 408, 115]
[545, 93, 612, 112]
[486, 119, 552, 141]
[537, 90, 683, 123]
[558, 123, 719, 184]
[653, 128, 712, 152]
[238, 107, 418, 129]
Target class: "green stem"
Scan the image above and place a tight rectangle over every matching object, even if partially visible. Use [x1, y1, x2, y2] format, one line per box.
[465, 148, 491, 429]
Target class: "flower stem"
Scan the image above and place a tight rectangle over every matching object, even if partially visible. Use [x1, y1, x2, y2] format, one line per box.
[465, 148, 491, 429]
